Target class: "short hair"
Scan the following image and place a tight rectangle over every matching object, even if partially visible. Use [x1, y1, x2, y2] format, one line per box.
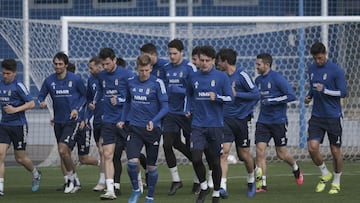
[256, 53, 273, 67]
[216, 48, 237, 65]
[140, 43, 158, 55]
[1, 58, 17, 72]
[67, 62, 76, 73]
[98, 48, 116, 60]
[191, 46, 202, 57]
[89, 56, 102, 65]
[116, 57, 127, 68]
[53, 52, 69, 65]
[136, 55, 152, 67]
[168, 39, 184, 51]
[310, 42, 327, 55]
[199, 45, 216, 59]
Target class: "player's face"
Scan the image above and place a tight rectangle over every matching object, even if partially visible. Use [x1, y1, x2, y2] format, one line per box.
[312, 53, 327, 66]
[88, 61, 103, 75]
[191, 54, 200, 69]
[256, 58, 269, 75]
[199, 54, 215, 72]
[101, 57, 116, 73]
[137, 64, 152, 81]
[2, 69, 16, 84]
[168, 48, 183, 65]
[53, 58, 67, 75]
[216, 58, 226, 71]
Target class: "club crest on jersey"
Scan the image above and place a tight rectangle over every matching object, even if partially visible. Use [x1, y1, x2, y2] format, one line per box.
[211, 80, 215, 87]
[323, 73, 327, 80]
[267, 82, 271, 89]
[115, 79, 118, 86]
[146, 88, 150, 95]
[139, 88, 143, 93]
[179, 71, 183, 78]
[68, 81, 72, 87]
[102, 81, 106, 88]
[7, 90, 11, 96]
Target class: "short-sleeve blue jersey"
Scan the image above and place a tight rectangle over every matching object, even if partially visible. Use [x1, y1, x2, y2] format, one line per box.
[255, 70, 296, 124]
[224, 68, 260, 119]
[85, 75, 103, 124]
[151, 58, 169, 81]
[188, 67, 233, 127]
[96, 66, 134, 124]
[124, 75, 168, 128]
[0, 79, 32, 126]
[164, 59, 197, 115]
[307, 60, 347, 118]
[38, 72, 87, 123]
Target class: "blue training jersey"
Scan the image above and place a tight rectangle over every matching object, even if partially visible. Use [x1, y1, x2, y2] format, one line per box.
[96, 66, 134, 124]
[38, 72, 86, 123]
[124, 75, 168, 128]
[164, 59, 197, 115]
[151, 58, 169, 81]
[85, 75, 103, 124]
[224, 68, 260, 119]
[0, 79, 32, 126]
[255, 70, 296, 124]
[307, 60, 347, 118]
[188, 66, 233, 127]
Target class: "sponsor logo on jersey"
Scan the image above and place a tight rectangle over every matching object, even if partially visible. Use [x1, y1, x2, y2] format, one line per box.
[56, 89, 70, 94]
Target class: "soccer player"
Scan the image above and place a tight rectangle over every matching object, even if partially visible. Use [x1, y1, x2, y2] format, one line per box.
[0, 59, 41, 196]
[38, 52, 86, 194]
[254, 53, 303, 192]
[140, 42, 169, 81]
[118, 54, 168, 203]
[305, 42, 347, 194]
[162, 39, 197, 195]
[216, 48, 260, 198]
[95, 48, 134, 200]
[187, 45, 233, 203]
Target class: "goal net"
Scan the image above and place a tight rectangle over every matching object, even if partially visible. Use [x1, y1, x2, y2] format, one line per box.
[1, 16, 359, 166]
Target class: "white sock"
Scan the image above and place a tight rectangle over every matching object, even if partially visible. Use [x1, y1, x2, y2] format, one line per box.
[63, 175, 68, 183]
[74, 173, 80, 185]
[292, 162, 299, 171]
[247, 171, 255, 183]
[200, 181, 208, 190]
[319, 162, 330, 176]
[169, 166, 180, 182]
[220, 178, 227, 190]
[32, 168, 40, 178]
[114, 182, 120, 190]
[0, 178, 4, 192]
[332, 172, 342, 185]
[98, 173, 105, 184]
[106, 179, 114, 192]
[212, 190, 220, 197]
[262, 176, 267, 186]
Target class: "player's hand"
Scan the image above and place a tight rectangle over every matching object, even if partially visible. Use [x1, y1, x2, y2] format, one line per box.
[79, 120, 86, 130]
[185, 111, 191, 118]
[110, 96, 117, 106]
[116, 121, 125, 129]
[146, 121, 154, 131]
[69, 109, 79, 120]
[315, 83, 324, 92]
[304, 96, 312, 104]
[88, 101, 96, 110]
[3, 104, 17, 114]
[209, 92, 216, 101]
[39, 102, 47, 108]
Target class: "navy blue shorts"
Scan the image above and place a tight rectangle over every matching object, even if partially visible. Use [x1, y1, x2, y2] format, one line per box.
[308, 116, 342, 146]
[223, 116, 251, 148]
[54, 123, 77, 149]
[162, 113, 191, 140]
[101, 123, 127, 146]
[93, 123, 102, 143]
[0, 124, 28, 150]
[255, 122, 288, 147]
[190, 126, 223, 156]
[74, 126, 92, 156]
[126, 125, 161, 166]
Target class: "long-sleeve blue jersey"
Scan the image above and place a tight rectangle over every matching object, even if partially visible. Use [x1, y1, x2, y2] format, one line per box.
[124, 75, 168, 128]
[38, 72, 86, 123]
[151, 58, 169, 81]
[85, 75, 103, 124]
[224, 68, 260, 119]
[0, 79, 32, 126]
[164, 59, 197, 115]
[307, 60, 347, 118]
[255, 70, 296, 124]
[188, 67, 233, 127]
[96, 67, 134, 124]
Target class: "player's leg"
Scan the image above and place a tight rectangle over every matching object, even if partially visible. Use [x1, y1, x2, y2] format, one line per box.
[254, 122, 271, 192]
[113, 142, 124, 195]
[0, 143, 9, 196]
[93, 124, 105, 192]
[219, 142, 231, 199]
[204, 146, 214, 189]
[307, 117, 332, 192]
